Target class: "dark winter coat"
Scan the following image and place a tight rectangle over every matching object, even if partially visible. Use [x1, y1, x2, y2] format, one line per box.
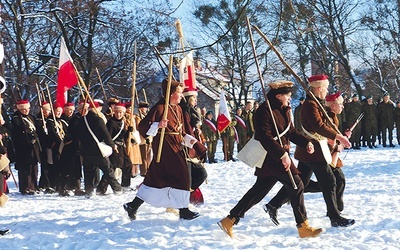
[294, 95, 337, 163]
[254, 98, 309, 177]
[10, 111, 41, 169]
[377, 101, 395, 129]
[74, 110, 115, 157]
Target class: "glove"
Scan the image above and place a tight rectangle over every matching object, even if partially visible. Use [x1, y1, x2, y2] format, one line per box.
[128, 126, 134, 132]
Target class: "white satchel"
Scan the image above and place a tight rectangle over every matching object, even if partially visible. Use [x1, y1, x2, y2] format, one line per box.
[237, 137, 267, 168]
[84, 116, 113, 158]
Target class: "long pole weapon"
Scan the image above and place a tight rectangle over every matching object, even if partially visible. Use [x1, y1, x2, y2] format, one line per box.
[126, 41, 137, 155]
[251, 24, 341, 135]
[45, 83, 64, 140]
[142, 89, 148, 103]
[35, 83, 47, 135]
[156, 55, 174, 163]
[95, 67, 108, 101]
[246, 18, 297, 189]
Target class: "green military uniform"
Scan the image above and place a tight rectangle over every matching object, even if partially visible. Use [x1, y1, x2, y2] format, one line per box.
[221, 114, 237, 161]
[201, 112, 219, 163]
[377, 97, 395, 147]
[362, 97, 378, 148]
[345, 95, 362, 148]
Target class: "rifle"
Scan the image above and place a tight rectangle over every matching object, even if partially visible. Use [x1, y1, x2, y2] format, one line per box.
[247, 18, 297, 189]
[330, 112, 364, 167]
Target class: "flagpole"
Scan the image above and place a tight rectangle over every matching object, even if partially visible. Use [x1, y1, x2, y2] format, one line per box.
[156, 55, 174, 163]
[246, 17, 297, 189]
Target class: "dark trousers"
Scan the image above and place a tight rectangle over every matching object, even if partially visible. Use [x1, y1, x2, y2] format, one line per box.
[18, 164, 38, 193]
[270, 161, 342, 220]
[82, 156, 122, 194]
[271, 163, 346, 212]
[230, 173, 307, 225]
[189, 163, 208, 190]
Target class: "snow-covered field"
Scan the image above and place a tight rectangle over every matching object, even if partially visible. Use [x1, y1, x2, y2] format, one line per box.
[1, 141, 400, 249]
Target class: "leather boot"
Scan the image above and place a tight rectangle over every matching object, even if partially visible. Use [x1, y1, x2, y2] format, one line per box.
[297, 220, 323, 238]
[217, 216, 238, 238]
[123, 197, 144, 220]
[179, 208, 200, 220]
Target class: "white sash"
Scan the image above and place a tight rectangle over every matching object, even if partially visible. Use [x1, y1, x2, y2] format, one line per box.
[301, 126, 332, 164]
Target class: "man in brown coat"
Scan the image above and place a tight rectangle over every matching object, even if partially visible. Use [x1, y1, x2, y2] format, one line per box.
[292, 74, 354, 227]
[218, 80, 322, 238]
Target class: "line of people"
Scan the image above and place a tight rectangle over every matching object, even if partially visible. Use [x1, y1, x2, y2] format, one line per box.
[1, 96, 152, 197]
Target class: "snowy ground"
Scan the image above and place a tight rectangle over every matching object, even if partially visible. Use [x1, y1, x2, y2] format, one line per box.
[1, 140, 400, 249]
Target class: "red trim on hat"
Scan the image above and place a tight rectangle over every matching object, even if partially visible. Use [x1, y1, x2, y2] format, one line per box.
[326, 92, 342, 102]
[308, 74, 328, 82]
[88, 101, 100, 109]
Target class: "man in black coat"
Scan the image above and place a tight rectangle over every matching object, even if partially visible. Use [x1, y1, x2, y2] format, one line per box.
[10, 100, 41, 195]
[70, 101, 122, 197]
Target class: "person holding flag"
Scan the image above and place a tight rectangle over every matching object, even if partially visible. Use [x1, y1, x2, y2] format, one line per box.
[218, 91, 236, 161]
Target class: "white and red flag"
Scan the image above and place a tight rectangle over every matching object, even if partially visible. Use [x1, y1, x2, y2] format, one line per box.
[217, 90, 231, 132]
[57, 38, 78, 107]
[179, 51, 197, 97]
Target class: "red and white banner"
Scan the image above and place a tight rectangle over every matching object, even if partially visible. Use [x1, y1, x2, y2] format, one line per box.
[179, 51, 197, 96]
[217, 90, 231, 132]
[57, 38, 78, 107]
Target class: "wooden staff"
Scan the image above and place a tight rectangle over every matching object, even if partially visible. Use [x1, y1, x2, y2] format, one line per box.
[142, 88, 147, 103]
[246, 17, 297, 189]
[156, 55, 174, 163]
[71, 62, 99, 116]
[95, 67, 108, 100]
[45, 83, 64, 140]
[126, 41, 137, 155]
[35, 83, 47, 135]
[154, 47, 177, 81]
[251, 24, 341, 135]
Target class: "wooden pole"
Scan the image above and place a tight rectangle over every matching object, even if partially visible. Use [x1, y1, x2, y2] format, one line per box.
[95, 67, 108, 100]
[156, 55, 174, 163]
[251, 24, 341, 135]
[246, 17, 297, 189]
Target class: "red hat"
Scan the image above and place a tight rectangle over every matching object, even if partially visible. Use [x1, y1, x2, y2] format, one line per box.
[41, 101, 51, 110]
[308, 74, 329, 88]
[88, 101, 100, 109]
[114, 102, 126, 111]
[54, 102, 63, 108]
[78, 101, 89, 110]
[124, 102, 132, 108]
[325, 92, 342, 102]
[63, 102, 75, 110]
[17, 99, 30, 110]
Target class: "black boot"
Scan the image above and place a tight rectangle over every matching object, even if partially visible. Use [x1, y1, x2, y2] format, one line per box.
[123, 197, 144, 220]
[331, 217, 355, 227]
[263, 204, 279, 226]
[179, 208, 200, 220]
[0, 229, 10, 236]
